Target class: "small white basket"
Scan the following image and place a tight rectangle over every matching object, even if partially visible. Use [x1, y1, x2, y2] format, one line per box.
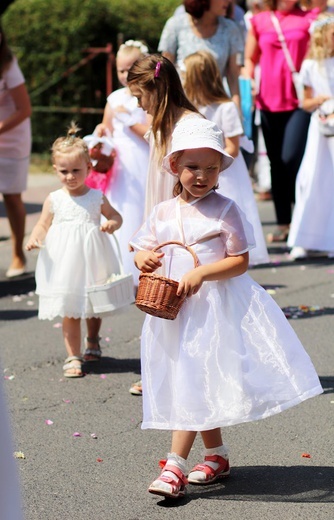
[86, 235, 134, 313]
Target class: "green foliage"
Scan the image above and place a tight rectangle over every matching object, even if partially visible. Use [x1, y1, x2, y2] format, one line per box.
[2, 0, 180, 152]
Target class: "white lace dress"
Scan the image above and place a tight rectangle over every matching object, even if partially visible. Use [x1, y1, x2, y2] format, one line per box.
[130, 191, 322, 431]
[35, 188, 120, 320]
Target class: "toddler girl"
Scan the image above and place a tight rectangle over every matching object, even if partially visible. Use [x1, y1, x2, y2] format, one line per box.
[130, 117, 322, 499]
[182, 50, 269, 265]
[26, 123, 122, 378]
[288, 14, 334, 259]
[95, 40, 151, 284]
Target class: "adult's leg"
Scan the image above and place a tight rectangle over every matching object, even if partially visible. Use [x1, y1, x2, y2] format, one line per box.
[3, 193, 26, 271]
[282, 109, 311, 206]
[260, 110, 293, 226]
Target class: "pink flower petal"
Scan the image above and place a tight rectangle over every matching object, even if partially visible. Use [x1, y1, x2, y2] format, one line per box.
[72, 432, 82, 437]
[45, 419, 53, 425]
[100, 374, 106, 379]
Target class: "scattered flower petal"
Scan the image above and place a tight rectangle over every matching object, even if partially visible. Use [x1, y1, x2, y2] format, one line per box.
[301, 453, 311, 458]
[45, 419, 53, 425]
[96, 458, 103, 462]
[12, 295, 22, 302]
[104, 337, 110, 342]
[13, 451, 26, 459]
[4, 375, 15, 380]
[53, 323, 62, 328]
[266, 289, 276, 295]
[27, 301, 34, 306]
[72, 432, 82, 437]
[91, 433, 98, 439]
[28, 291, 35, 297]
[100, 374, 106, 379]
[62, 399, 72, 404]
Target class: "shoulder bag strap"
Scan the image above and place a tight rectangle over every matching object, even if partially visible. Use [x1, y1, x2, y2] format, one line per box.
[270, 12, 297, 74]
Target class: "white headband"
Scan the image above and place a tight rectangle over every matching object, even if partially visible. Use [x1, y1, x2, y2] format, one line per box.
[119, 40, 148, 55]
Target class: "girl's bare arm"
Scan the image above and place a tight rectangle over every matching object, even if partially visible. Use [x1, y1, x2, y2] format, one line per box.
[25, 196, 53, 250]
[100, 195, 123, 234]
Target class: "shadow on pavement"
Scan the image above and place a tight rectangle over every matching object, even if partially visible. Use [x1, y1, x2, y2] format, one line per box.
[84, 356, 140, 375]
[0, 272, 36, 299]
[157, 466, 334, 507]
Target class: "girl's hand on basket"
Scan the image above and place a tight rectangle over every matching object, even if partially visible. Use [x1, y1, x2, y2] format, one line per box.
[177, 268, 204, 297]
[135, 251, 164, 273]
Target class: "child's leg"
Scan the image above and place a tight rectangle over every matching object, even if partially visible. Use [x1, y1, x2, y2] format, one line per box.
[148, 430, 196, 499]
[62, 317, 83, 377]
[188, 428, 230, 485]
[84, 317, 102, 361]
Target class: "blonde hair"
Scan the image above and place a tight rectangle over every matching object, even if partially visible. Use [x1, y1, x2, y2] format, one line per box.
[308, 14, 334, 61]
[127, 54, 198, 161]
[51, 122, 90, 163]
[117, 40, 148, 59]
[183, 51, 230, 107]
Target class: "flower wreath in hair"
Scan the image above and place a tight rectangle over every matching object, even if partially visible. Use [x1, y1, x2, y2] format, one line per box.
[119, 39, 149, 55]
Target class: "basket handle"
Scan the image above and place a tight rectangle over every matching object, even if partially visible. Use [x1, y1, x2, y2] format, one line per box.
[152, 241, 199, 268]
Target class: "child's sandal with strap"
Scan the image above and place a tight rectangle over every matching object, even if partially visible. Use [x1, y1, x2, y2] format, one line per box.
[63, 356, 83, 378]
[148, 464, 188, 499]
[188, 454, 230, 485]
[83, 336, 102, 362]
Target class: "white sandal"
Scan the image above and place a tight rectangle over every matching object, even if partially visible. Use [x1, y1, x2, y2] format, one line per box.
[63, 356, 83, 378]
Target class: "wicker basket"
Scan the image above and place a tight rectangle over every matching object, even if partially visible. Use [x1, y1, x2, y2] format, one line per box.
[135, 241, 199, 320]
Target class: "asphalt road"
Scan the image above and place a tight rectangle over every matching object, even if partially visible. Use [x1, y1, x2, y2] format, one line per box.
[0, 175, 333, 520]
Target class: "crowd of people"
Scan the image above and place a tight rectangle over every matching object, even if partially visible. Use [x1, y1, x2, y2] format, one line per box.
[1, 0, 333, 510]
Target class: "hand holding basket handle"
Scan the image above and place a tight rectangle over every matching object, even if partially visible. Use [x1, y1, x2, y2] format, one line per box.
[135, 241, 199, 320]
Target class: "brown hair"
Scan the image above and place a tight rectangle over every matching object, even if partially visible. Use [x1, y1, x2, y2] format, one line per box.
[183, 0, 210, 18]
[127, 54, 198, 160]
[0, 25, 13, 79]
[183, 51, 230, 107]
[51, 122, 90, 163]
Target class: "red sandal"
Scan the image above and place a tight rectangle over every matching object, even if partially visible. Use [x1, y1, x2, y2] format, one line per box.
[188, 454, 230, 485]
[148, 463, 188, 499]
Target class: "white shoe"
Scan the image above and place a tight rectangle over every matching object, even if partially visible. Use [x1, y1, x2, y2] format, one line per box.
[289, 246, 307, 260]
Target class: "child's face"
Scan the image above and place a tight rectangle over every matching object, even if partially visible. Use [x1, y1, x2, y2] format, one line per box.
[53, 153, 90, 196]
[129, 85, 156, 115]
[117, 51, 140, 87]
[170, 148, 222, 203]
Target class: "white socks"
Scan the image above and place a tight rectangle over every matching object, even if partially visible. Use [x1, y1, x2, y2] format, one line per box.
[188, 444, 229, 482]
[150, 452, 187, 494]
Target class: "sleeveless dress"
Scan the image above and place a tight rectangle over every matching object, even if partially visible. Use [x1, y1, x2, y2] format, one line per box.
[130, 191, 322, 431]
[36, 188, 120, 320]
[104, 87, 149, 284]
[200, 101, 269, 266]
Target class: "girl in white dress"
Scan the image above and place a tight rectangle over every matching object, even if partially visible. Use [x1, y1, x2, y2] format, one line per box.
[26, 124, 122, 378]
[130, 118, 322, 500]
[288, 14, 334, 259]
[95, 41, 151, 284]
[182, 50, 269, 266]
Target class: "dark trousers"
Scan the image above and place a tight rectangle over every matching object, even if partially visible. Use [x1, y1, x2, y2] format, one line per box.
[260, 109, 311, 225]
